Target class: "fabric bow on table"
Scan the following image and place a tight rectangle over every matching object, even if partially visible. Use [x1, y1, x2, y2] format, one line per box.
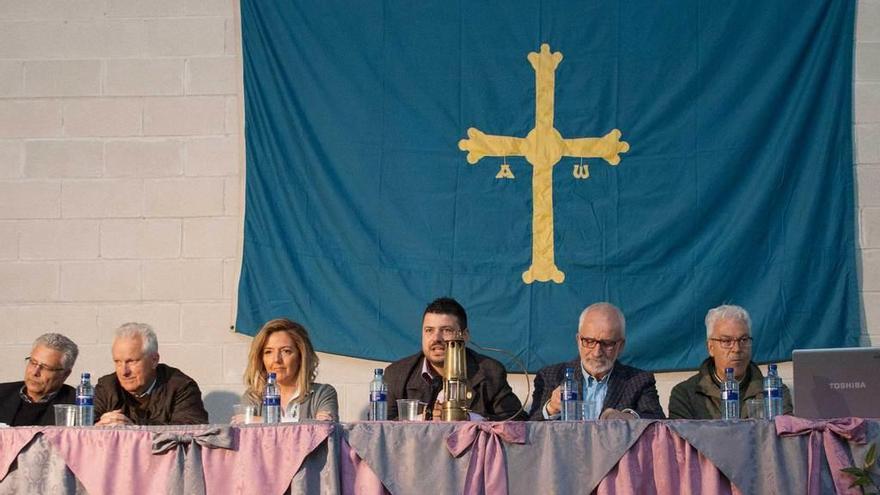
[775, 416, 867, 495]
[152, 427, 235, 495]
[446, 422, 527, 495]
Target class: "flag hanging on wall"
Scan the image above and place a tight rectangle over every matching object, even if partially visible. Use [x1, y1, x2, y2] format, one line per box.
[237, 0, 860, 372]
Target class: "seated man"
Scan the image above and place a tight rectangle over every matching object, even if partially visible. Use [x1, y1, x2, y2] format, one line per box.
[0, 333, 79, 426]
[529, 302, 665, 420]
[668, 304, 793, 419]
[384, 297, 524, 421]
[95, 322, 208, 425]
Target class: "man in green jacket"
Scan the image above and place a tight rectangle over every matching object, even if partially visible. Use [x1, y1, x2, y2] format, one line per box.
[668, 304, 792, 419]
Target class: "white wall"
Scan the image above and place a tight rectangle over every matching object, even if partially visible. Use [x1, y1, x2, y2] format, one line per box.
[0, 0, 875, 422]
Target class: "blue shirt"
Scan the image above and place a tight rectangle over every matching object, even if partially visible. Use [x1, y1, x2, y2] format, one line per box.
[580, 364, 611, 420]
[542, 364, 612, 420]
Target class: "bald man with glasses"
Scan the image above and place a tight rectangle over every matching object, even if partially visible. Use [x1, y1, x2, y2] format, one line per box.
[528, 302, 665, 420]
[668, 304, 793, 419]
[0, 333, 79, 426]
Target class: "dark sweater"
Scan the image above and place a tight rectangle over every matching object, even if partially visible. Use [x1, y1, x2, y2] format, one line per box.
[0, 381, 77, 426]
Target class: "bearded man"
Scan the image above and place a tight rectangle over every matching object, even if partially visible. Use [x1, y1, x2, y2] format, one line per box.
[529, 302, 665, 420]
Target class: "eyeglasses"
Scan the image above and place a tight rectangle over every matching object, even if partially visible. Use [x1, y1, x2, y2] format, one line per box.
[709, 336, 753, 349]
[24, 356, 66, 373]
[425, 327, 467, 339]
[441, 328, 465, 339]
[578, 336, 621, 351]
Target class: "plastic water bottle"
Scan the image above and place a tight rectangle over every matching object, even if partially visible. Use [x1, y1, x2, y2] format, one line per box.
[721, 367, 740, 420]
[76, 372, 94, 426]
[560, 367, 578, 420]
[763, 363, 783, 419]
[369, 368, 388, 421]
[263, 372, 281, 424]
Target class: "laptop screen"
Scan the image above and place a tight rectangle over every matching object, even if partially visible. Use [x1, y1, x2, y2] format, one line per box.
[792, 347, 880, 419]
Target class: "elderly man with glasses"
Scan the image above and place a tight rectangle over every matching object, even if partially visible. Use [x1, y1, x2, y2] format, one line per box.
[529, 302, 665, 420]
[668, 304, 793, 419]
[0, 333, 79, 426]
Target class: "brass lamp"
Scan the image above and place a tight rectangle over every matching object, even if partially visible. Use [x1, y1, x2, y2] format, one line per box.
[441, 329, 471, 421]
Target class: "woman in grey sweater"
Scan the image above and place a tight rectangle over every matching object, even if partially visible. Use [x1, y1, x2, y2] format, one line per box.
[237, 318, 338, 422]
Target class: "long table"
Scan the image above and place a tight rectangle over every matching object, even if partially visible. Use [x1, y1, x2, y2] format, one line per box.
[1, 418, 876, 494]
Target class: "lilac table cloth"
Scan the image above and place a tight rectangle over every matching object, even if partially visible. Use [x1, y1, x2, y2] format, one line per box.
[0, 427, 85, 495]
[596, 422, 740, 495]
[775, 416, 868, 495]
[3, 419, 877, 494]
[0, 423, 337, 495]
[341, 420, 656, 494]
[342, 419, 880, 495]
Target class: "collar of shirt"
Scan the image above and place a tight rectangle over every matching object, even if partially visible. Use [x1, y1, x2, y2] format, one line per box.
[421, 358, 444, 402]
[580, 363, 612, 387]
[19, 385, 60, 404]
[711, 367, 748, 386]
[133, 378, 158, 399]
[281, 390, 301, 422]
[420, 358, 440, 382]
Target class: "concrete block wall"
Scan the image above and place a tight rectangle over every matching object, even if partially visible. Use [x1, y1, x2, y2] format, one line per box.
[0, 0, 874, 422]
[0, 0, 256, 422]
[857, 0, 880, 349]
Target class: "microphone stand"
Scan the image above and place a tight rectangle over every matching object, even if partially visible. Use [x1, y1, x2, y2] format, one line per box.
[467, 340, 531, 422]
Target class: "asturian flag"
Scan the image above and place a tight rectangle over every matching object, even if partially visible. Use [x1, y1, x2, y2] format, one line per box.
[236, 0, 859, 371]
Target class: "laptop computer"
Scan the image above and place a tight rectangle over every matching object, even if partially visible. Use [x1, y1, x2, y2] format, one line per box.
[792, 347, 880, 419]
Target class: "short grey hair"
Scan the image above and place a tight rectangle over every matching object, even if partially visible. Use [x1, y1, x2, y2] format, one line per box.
[114, 322, 159, 356]
[32, 333, 79, 370]
[705, 304, 752, 338]
[578, 302, 626, 338]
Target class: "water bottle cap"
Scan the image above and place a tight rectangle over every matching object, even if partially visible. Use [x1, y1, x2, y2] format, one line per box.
[268, 372, 276, 379]
[768, 363, 777, 371]
[82, 372, 90, 378]
[374, 368, 383, 375]
[725, 367, 734, 374]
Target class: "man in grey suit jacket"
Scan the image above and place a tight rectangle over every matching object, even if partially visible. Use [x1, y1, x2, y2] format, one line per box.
[529, 302, 665, 420]
[384, 297, 524, 421]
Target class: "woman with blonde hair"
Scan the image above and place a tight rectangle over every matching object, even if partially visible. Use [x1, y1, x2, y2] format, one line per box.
[237, 318, 337, 422]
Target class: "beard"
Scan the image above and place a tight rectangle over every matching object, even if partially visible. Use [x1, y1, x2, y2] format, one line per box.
[583, 356, 614, 377]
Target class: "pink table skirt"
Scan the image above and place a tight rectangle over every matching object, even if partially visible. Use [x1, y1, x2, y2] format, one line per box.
[342, 419, 879, 495]
[2, 419, 876, 495]
[0, 423, 336, 495]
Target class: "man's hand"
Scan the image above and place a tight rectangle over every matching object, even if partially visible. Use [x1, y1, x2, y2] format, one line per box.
[545, 386, 563, 416]
[95, 409, 133, 426]
[599, 408, 639, 420]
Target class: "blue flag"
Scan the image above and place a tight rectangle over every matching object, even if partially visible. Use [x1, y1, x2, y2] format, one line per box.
[237, 0, 859, 371]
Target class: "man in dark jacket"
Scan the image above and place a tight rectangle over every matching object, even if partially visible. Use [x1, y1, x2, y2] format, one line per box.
[529, 302, 665, 420]
[384, 297, 524, 421]
[94, 322, 208, 425]
[668, 304, 793, 419]
[0, 333, 79, 426]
